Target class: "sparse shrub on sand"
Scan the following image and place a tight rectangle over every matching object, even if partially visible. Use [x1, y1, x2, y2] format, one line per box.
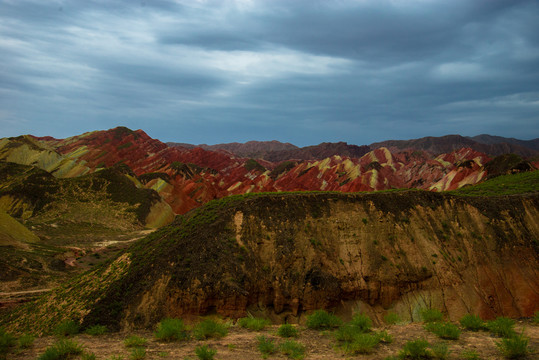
[195, 345, 217, 360]
[17, 333, 35, 348]
[398, 338, 431, 359]
[279, 340, 306, 359]
[237, 315, 271, 331]
[193, 319, 228, 340]
[487, 317, 516, 338]
[420, 309, 443, 323]
[341, 332, 380, 355]
[38, 339, 83, 360]
[129, 347, 146, 360]
[53, 320, 80, 337]
[257, 335, 277, 358]
[124, 335, 148, 348]
[154, 318, 189, 341]
[277, 324, 299, 338]
[85, 325, 108, 336]
[461, 349, 480, 360]
[430, 342, 450, 359]
[496, 332, 529, 359]
[349, 313, 373, 332]
[425, 321, 460, 340]
[460, 314, 486, 331]
[305, 310, 342, 330]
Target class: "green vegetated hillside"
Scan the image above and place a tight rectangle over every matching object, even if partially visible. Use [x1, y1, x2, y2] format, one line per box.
[0, 161, 174, 292]
[450, 169, 539, 196]
[2, 181, 538, 335]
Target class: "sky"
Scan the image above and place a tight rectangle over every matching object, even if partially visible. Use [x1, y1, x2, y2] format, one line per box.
[1, 0, 538, 147]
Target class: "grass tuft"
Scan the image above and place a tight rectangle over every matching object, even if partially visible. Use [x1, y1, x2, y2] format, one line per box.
[85, 325, 108, 336]
[487, 317, 516, 338]
[425, 321, 460, 340]
[305, 310, 342, 330]
[256, 335, 277, 359]
[398, 338, 431, 359]
[53, 320, 80, 337]
[430, 342, 450, 359]
[496, 332, 529, 359]
[154, 318, 189, 341]
[461, 349, 480, 360]
[420, 308, 443, 323]
[195, 345, 217, 360]
[384, 312, 401, 325]
[460, 314, 486, 331]
[277, 324, 299, 338]
[341, 333, 380, 355]
[38, 339, 84, 360]
[279, 340, 306, 359]
[237, 316, 271, 331]
[124, 335, 148, 348]
[129, 347, 146, 360]
[17, 334, 35, 349]
[193, 319, 228, 340]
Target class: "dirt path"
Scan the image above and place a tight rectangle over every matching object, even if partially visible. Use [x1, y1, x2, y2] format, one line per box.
[9, 321, 539, 360]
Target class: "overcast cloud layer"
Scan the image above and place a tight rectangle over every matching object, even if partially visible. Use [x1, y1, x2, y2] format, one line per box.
[1, 0, 538, 146]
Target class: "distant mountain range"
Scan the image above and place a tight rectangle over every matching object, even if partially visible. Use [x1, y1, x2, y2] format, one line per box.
[170, 134, 539, 160]
[0, 127, 537, 218]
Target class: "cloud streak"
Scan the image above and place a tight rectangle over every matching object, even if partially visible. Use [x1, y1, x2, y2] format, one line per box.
[1, 0, 538, 145]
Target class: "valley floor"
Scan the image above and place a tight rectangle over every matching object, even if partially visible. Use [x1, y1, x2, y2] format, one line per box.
[9, 320, 538, 360]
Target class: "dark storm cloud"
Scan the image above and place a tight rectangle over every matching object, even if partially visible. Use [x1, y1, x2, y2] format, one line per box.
[1, 0, 538, 145]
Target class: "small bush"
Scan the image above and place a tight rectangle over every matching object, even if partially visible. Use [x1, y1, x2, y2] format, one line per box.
[195, 345, 217, 360]
[154, 318, 188, 341]
[129, 347, 146, 360]
[496, 332, 529, 359]
[430, 342, 450, 359]
[257, 335, 277, 359]
[305, 310, 342, 330]
[193, 319, 228, 340]
[277, 324, 299, 338]
[487, 317, 516, 338]
[398, 338, 431, 359]
[342, 333, 380, 355]
[18, 334, 35, 349]
[461, 350, 480, 360]
[38, 339, 84, 360]
[279, 340, 306, 359]
[425, 322, 460, 340]
[53, 320, 80, 337]
[334, 324, 362, 342]
[237, 316, 271, 331]
[377, 330, 394, 343]
[349, 313, 372, 332]
[85, 325, 108, 336]
[460, 314, 485, 331]
[124, 335, 148, 348]
[0, 328, 15, 357]
[384, 312, 401, 325]
[420, 309, 443, 323]
[82, 353, 97, 360]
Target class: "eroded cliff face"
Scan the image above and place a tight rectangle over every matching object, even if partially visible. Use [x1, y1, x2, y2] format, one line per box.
[3, 192, 538, 334]
[109, 192, 539, 329]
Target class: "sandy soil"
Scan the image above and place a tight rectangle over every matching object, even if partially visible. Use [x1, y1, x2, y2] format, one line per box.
[9, 320, 538, 360]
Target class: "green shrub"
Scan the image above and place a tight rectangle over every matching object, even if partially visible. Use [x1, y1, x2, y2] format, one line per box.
[461, 350, 480, 360]
[398, 338, 431, 359]
[305, 310, 342, 330]
[277, 324, 299, 338]
[349, 313, 372, 332]
[460, 314, 485, 331]
[279, 340, 306, 359]
[377, 330, 394, 343]
[85, 325, 108, 336]
[0, 328, 15, 360]
[425, 322, 460, 340]
[430, 342, 450, 359]
[124, 335, 148, 348]
[17, 334, 35, 349]
[38, 339, 84, 360]
[384, 312, 401, 325]
[195, 345, 217, 360]
[487, 317, 516, 338]
[237, 316, 271, 331]
[334, 324, 362, 342]
[53, 320, 80, 337]
[129, 347, 146, 360]
[342, 333, 380, 355]
[193, 319, 228, 340]
[496, 332, 529, 359]
[256, 335, 277, 359]
[420, 309, 443, 323]
[154, 318, 188, 341]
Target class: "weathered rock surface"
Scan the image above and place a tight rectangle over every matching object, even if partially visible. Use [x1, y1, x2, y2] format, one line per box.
[4, 191, 538, 334]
